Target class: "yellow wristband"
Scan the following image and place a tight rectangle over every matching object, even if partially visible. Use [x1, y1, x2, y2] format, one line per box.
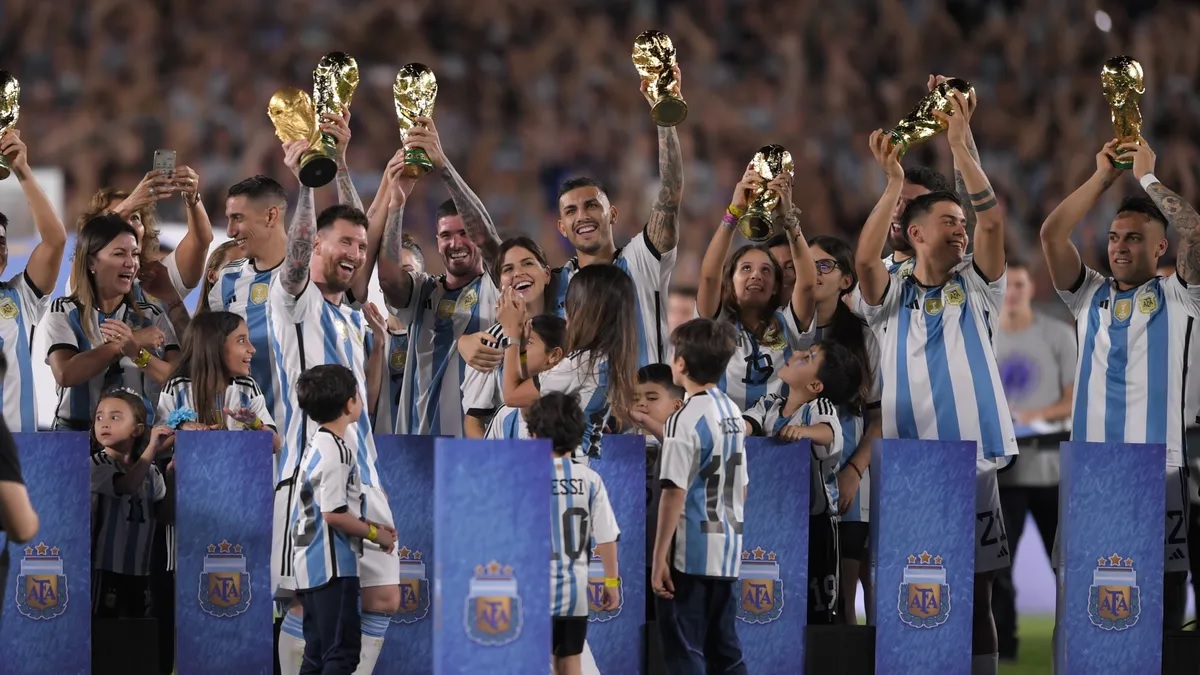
[604, 577, 619, 588]
[133, 349, 152, 369]
[727, 203, 746, 218]
[246, 418, 263, 431]
[367, 523, 378, 543]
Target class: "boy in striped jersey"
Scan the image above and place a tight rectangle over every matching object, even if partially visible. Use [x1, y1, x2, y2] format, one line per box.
[650, 318, 747, 674]
[289, 365, 396, 675]
[528, 391, 620, 675]
[1040, 137, 1200, 629]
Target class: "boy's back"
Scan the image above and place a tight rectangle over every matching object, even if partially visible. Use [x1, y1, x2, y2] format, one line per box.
[290, 428, 364, 590]
[551, 456, 620, 617]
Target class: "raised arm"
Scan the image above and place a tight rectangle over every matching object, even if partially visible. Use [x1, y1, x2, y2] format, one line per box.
[930, 75, 981, 232]
[698, 168, 760, 318]
[325, 106, 364, 213]
[169, 165, 214, 290]
[351, 151, 403, 305]
[1039, 141, 1122, 290]
[642, 69, 685, 253]
[377, 163, 418, 309]
[1, 131, 66, 295]
[281, 141, 316, 297]
[771, 175, 818, 328]
[855, 132, 904, 306]
[1125, 137, 1200, 285]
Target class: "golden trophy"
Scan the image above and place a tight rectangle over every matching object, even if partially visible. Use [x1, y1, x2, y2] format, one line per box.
[887, 77, 972, 154]
[738, 145, 794, 242]
[632, 30, 687, 127]
[393, 64, 438, 178]
[1102, 56, 1145, 171]
[276, 52, 358, 188]
[0, 71, 19, 181]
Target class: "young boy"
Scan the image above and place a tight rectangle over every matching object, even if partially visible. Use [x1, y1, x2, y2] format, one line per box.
[289, 365, 397, 675]
[478, 315, 566, 440]
[742, 341, 863, 625]
[527, 391, 620, 675]
[648, 318, 748, 674]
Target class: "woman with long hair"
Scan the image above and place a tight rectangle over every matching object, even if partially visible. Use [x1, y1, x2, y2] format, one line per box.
[695, 165, 818, 411]
[44, 214, 181, 430]
[500, 263, 637, 459]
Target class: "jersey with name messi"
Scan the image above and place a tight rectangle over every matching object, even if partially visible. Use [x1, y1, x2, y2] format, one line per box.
[209, 257, 283, 423]
[391, 271, 497, 436]
[1059, 267, 1200, 468]
[743, 394, 843, 516]
[549, 229, 676, 367]
[861, 261, 1017, 461]
[0, 271, 50, 431]
[551, 456, 620, 617]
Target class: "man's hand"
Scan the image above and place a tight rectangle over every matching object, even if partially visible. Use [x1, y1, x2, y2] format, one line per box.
[768, 173, 794, 219]
[460, 333, 504, 372]
[404, 117, 447, 170]
[282, 140, 309, 181]
[321, 105, 352, 166]
[1094, 139, 1124, 182]
[640, 65, 682, 108]
[384, 150, 417, 209]
[931, 89, 974, 151]
[869, 130, 905, 184]
[1119, 135, 1156, 181]
[0, 129, 29, 177]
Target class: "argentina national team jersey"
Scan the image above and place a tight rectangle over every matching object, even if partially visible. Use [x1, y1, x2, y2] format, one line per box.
[267, 279, 377, 490]
[716, 305, 809, 411]
[861, 261, 1017, 462]
[660, 388, 748, 579]
[368, 329, 408, 436]
[743, 394, 843, 515]
[90, 451, 166, 576]
[1059, 268, 1200, 468]
[290, 428, 363, 590]
[484, 405, 529, 440]
[0, 272, 50, 431]
[549, 229, 677, 367]
[157, 375, 276, 438]
[460, 322, 510, 423]
[209, 257, 283, 423]
[551, 456, 620, 617]
[538, 351, 610, 459]
[392, 271, 497, 436]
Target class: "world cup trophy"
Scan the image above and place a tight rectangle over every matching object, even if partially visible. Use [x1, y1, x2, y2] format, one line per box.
[394, 64, 438, 178]
[632, 30, 688, 127]
[738, 145, 794, 242]
[0, 72, 20, 181]
[1102, 56, 1145, 171]
[887, 78, 973, 154]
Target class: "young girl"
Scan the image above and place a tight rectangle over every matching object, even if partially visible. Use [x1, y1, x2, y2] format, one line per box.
[197, 240, 243, 313]
[485, 314, 567, 440]
[696, 166, 818, 411]
[500, 264, 637, 460]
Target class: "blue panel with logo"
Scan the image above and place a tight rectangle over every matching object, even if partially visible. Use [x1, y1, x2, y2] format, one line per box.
[434, 438, 551, 675]
[870, 439, 975, 674]
[2, 432, 90, 674]
[1056, 442, 1165, 674]
[375, 434, 435, 673]
[733, 437, 810, 672]
[582, 435, 646, 674]
[175, 430, 274, 675]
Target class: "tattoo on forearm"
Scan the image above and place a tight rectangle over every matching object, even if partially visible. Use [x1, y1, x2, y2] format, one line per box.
[439, 161, 499, 261]
[972, 186, 999, 213]
[335, 170, 364, 211]
[282, 188, 315, 291]
[1146, 181, 1200, 282]
[647, 127, 683, 251]
[382, 207, 405, 264]
[955, 131, 983, 228]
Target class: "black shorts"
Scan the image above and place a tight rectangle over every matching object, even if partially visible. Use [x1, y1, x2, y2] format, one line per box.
[838, 521, 869, 562]
[808, 514, 840, 625]
[552, 616, 588, 657]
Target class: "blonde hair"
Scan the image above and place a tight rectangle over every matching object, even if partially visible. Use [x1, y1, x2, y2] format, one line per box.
[71, 214, 144, 343]
[78, 187, 160, 262]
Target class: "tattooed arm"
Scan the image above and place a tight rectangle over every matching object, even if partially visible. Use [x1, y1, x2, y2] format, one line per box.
[377, 163, 419, 310]
[325, 106, 364, 212]
[1131, 138, 1200, 284]
[1039, 141, 1122, 291]
[646, 126, 683, 253]
[953, 128, 981, 232]
[936, 90, 1005, 281]
[281, 186, 316, 296]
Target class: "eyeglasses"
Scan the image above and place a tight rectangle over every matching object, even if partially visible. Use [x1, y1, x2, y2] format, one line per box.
[815, 259, 841, 275]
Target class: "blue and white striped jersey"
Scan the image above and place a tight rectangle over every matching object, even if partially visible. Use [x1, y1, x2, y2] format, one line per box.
[460, 323, 510, 423]
[90, 451, 166, 576]
[369, 329, 408, 437]
[660, 388, 748, 579]
[715, 305, 809, 411]
[208, 257, 283, 423]
[743, 394, 844, 516]
[157, 375, 275, 436]
[0, 271, 50, 431]
[484, 405, 529, 441]
[550, 456, 619, 617]
[290, 428, 363, 590]
[538, 351, 610, 460]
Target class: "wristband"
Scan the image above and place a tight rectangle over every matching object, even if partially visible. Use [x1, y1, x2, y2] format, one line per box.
[604, 577, 619, 588]
[1139, 173, 1159, 191]
[133, 348, 152, 369]
[246, 418, 263, 431]
[727, 203, 746, 218]
[721, 211, 738, 229]
[367, 523, 378, 543]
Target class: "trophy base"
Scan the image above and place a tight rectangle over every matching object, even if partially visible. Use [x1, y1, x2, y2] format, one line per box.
[651, 97, 688, 127]
[737, 211, 775, 243]
[1111, 148, 1134, 171]
[299, 155, 337, 188]
[401, 147, 435, 178]
[0, 154, 10, 181]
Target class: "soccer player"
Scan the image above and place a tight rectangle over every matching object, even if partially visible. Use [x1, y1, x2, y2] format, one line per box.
[270, 139, 399, 675]
[0, 129, 67, 430]
[1039, 136, 1200, 630]
[289, 365, 396, 675]
[650, 318, 747, 674]
[368, 233, 423, 436]
[528, 391, 620, 675]
[377, 116, 502, 437]
[855, 88, 1016, 675]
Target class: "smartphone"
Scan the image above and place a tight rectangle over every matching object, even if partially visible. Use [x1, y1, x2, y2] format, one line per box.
[153, 149, 177, 175]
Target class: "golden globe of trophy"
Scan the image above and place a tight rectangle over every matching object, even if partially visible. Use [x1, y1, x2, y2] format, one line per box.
[738, 145, 794, 242]
[1102, 56, 1145, 171]
[0, 72, 20, 181]
[887, 77, 972, 154]
[393, 64, 438, 178]
[632, 30, 688, 127]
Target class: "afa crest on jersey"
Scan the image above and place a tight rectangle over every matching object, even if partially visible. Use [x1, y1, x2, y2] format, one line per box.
[15, 542, 68, 620]
[198, 540, 251, 618]
[465, 560, 522, 646]
[898, 551, 950, 628]
[0, 297, 19, 320]
[249, 283, 269, 305]
[736, 546, 783, 625]
[392, 546, 430, 625]
[587, 552, 622, 622]
[1088, 553, 1140, 631]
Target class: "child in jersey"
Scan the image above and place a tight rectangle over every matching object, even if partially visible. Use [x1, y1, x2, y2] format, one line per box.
[650, 318, 748, 674]
[289, 365, 397, 675]
[481, 315, 566, 440]
[90, 389, 172, 618]
[742, 341, 863, 625]
[528, 391, 620, 675]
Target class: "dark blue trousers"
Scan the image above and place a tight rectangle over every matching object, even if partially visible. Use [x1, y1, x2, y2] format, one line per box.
[298, 576, 361, 675]
[654, 568, 747, 674]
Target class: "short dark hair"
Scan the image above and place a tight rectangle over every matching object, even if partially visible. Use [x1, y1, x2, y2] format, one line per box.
[0, 212, 7, 232]
[435, 199, 458, 221]
[765, 233, 790, 250]
[1116, 196, 1168, 230]
[671, 318, 738, 386]
[899, 190, 963, 231]
[316, 204, 368, 232]
[638, 363, 684, 400]
[558, 177, 608, 199]
[904, 166, 953, 193]
[529, 314, 567, 352]
[401, 233, 424, 268]
[296, 364, 358, 423]
[526, 391, 586, 455]
[815, 341, 864, 409]
[227, 175, 287, 204]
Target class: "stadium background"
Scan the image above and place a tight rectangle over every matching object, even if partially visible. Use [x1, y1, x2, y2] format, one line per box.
[4, 1, 1200, 672]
